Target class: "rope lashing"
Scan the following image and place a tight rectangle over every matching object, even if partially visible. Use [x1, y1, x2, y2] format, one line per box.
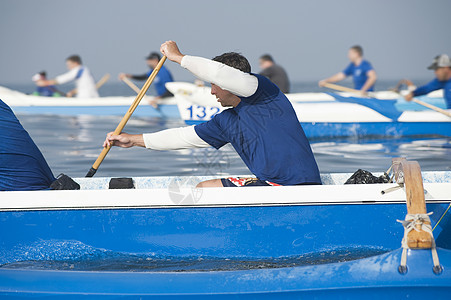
[397, 212, 442, 275]
[380, 162, 402, 194]
[381, 183, 403, 195]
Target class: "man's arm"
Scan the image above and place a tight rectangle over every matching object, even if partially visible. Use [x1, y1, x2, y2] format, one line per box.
[37, 79, 58, 87]
[54, 68, 79, 85]
[318, 72, 346, 87]
[405, 79, 442, 101]
[160, 41, 258, 97]
[360, 69, 377, 93]
[104, 126, 210, 150]
[118, 73, 148, 81]
[130, 74, 148, 81]
[38, 68, 79, 87]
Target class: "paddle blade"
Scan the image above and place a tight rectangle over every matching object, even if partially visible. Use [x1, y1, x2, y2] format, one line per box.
[85, 167, 97, 178]
[328, 93, 402, 121]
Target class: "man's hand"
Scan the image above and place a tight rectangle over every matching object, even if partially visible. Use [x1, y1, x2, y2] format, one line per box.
[357, 89, 369, 97]
[36, 80, 47, 87]
[118, 73, 130, 80]
[103, 132, 145, 148]
[66, 90, 75, 97]
[148, 96, 160, 108]
[318, 80, 327, 87]
[404, 92, 414, 102]
[160, 41, 184, 64]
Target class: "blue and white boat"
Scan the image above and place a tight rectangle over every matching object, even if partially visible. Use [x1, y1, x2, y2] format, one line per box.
[3, 83, 450, 140]
[0, 85, 181, 118]
[170, 84, 451, 138]
[1, 159, 450, 298]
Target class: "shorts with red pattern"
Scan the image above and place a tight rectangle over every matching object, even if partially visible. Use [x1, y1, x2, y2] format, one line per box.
[220, 177, 281, 187]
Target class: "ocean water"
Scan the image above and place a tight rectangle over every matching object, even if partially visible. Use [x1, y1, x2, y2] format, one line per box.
[5, 81, 451, 178]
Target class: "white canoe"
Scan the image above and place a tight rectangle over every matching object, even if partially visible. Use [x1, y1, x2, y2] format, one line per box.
[0, 85, 180, 118]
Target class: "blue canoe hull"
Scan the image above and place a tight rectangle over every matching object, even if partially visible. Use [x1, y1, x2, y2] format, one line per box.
[184, 120, 451, 138]
[1, 202, 451, 297]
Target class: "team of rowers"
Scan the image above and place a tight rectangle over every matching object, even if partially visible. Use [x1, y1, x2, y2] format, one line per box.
[32, 44, 451, 110]
[1, 41, 450, 191]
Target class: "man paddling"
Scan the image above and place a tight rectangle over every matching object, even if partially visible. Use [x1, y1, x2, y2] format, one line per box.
[405, 54, 451, 109]
[37, 55, 99, 98]
[104, 41, 321, 188]
[32, 71, 62, 97]
[319, 45, 377, 95]
[119, 52, 174, 107]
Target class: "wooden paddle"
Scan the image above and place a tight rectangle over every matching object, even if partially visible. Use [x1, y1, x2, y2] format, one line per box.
[323, 82, 451, 118]
[67, 73, 111, 97]
[407, 97, 451, 118]
[85, 56, 167, 177]
[321, 82, 371, 96]
[95, 73, 111, 89]
[122, 76, 161, 110]
[122, 77, 141, 94]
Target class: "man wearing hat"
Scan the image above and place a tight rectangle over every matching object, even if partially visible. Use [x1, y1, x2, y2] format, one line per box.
[119, 52, 174, 106]
[405, 54, 451, 109]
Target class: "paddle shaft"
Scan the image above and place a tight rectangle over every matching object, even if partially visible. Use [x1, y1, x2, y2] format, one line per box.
[95, 73, 111, 89]
[411, 98, 451, 118]
[122, 77, 141, 94]
[322, 82, 363, 94]
[85, 56, 167, 177]
[390, 89, 451, 118]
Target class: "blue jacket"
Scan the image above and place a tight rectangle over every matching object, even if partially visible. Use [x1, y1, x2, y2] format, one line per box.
[0, 99, 55, 190]
[195, 74, 321, 185]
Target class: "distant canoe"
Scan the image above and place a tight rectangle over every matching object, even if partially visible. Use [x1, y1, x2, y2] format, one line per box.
[170, 86, 451, 138]
[0, 85, 180, 118]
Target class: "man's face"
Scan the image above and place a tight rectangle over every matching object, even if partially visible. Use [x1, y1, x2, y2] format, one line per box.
[348, 49, 360, 63]
[211, 84, 239, 107]
[434, 67, 451, 81]
[147, 59, 158, 68]
[66, 60, 78, 70]
[259, 59, 272, 70]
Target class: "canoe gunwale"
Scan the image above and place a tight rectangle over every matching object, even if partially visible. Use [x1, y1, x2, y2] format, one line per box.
[1, 182, 450, 212]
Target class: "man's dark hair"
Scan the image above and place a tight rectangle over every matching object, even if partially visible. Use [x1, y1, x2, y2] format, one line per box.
[260, 54, 274, 62]
[39, 71, 47, 77]
[350, 45, 363, 57]
[212, 52, 251, 73]
[146, 52, 161, 61]
[66, 55, 82, 64]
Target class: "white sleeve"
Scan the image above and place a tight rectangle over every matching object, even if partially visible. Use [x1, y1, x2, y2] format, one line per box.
[55, 68, 79, 85]
[142, 126, 210, 150]
[181, 55, 258, 97]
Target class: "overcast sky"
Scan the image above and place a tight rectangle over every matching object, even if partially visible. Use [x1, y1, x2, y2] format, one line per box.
[0, 0, 450, 84]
